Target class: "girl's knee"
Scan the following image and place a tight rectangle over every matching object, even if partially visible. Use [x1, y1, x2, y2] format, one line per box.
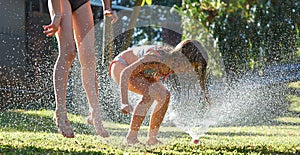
[161, 90, 170, 104]
[149, 83, 170, 103]
[151, 89, 170, 114]
[68, 49, 77, 60]
[141, 94, 153, 104]
[59, 49, 76, 62]
[158, 89, 170, 102]
[165, 90, 171, 101]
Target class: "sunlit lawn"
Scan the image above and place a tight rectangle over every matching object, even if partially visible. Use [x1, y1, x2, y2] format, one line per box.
[1, 82, 300, 154]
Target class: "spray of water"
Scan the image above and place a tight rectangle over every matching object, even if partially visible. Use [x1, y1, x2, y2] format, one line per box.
[164, 67, 292, 140]
[63, 4, 224, 139]
[65, 4, 295, 141]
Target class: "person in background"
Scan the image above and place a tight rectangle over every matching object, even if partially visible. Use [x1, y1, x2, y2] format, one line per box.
[43, 0, 118, 138]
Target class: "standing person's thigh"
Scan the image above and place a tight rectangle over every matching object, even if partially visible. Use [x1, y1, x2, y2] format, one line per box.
[55, 0, 75, 48]
[72, 1, 94, 56]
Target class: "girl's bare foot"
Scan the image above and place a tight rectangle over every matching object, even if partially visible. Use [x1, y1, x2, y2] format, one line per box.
[86, 115, 109, 138]
[146, 138, 162, 145]
[53, 114, 74, 138]
[86, 115, 93, 125]
[125, 130, 145, 145]
[94, 119, 110, 138]
[124, 137, 144, 145]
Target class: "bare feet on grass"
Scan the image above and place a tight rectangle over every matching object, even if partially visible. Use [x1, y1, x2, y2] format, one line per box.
[53, 114, 74, 138]
[146, 138, 163, 145]
[86, 116, 110, 138]
[124, 130, 145, 146]
[124, 137, 145, 146]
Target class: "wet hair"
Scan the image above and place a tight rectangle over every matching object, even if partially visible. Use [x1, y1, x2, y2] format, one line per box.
[174, 39, 208, 70]
[172, 39, 210, 105]
[143, 40, 210, 105]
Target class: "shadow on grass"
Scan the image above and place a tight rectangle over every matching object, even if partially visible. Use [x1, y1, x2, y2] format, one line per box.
[0, 110, 57, 133]
[0, 110, 107, 136]
[205, 129, 297, 137]
[3, 143, 297, 155]
[267, 86, 300, 126]
[0, 110, 185, 139]
[0, 144, 108, 155]
[2, 140, 298, 155]
[210, 145, 299, 155]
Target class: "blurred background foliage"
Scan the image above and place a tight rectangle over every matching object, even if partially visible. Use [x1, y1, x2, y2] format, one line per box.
[2, 0, 300, 117]
[175, 0, 300, 78]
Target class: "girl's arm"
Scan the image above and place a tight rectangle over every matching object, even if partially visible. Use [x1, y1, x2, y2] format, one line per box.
[119, 55, 160, 114]
[50, 0, 62, 17]
[43, 0, 62, 37]
[102, 0, 119, 24]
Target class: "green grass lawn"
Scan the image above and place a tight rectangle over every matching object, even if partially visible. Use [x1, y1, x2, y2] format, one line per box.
[1, 82, 300, 154]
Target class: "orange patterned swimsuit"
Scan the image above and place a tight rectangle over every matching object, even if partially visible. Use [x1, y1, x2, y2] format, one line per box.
[108, 47, 174, 82]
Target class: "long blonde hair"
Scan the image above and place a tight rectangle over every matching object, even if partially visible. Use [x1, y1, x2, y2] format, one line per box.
[172, 39, 211, 105]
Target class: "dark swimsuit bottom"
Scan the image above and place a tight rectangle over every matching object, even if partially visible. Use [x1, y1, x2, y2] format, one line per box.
[69, 0, 89, 12]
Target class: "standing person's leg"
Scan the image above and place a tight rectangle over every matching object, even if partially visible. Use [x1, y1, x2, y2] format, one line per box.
[146, 82, 170, 145]
[50, 0, 76, 138]
[72, 1, 109, 137]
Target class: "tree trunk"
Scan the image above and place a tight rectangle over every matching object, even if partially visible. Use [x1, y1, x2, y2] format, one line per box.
[102, 0, 143, 65]
[101, 14, 114, 66]
[121, 0, 143, 51]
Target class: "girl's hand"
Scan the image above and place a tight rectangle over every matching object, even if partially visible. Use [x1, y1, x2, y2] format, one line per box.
[43, 15, 62, 37]
[121, 103, 133, 114]
[104, 9, 119, 24]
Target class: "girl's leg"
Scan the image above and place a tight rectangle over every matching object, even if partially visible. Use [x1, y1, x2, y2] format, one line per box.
[146, 82, 170, 145]
[126, 94, 154, 144]
[125, 76, 155, 144]
[72, 2, 109, 137]
[50, 0, 76, 138]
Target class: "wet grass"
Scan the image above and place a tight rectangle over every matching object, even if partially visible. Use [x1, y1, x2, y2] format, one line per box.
[0, 110, 300, 154]
[1, 82, 300, 154]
